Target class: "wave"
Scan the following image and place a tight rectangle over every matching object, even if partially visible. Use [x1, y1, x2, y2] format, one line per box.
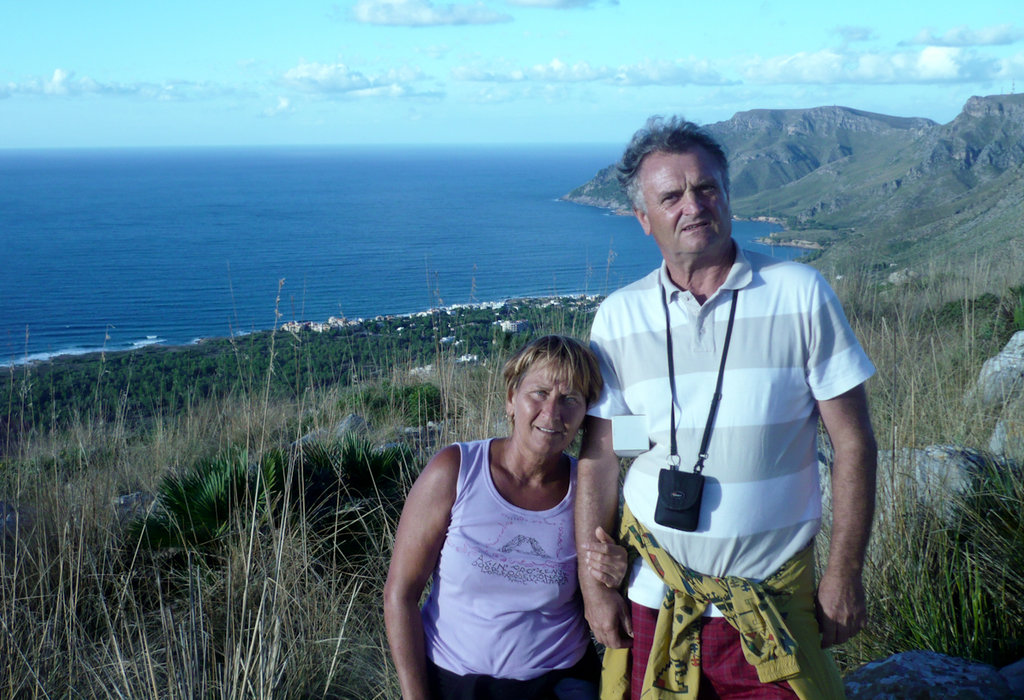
[2, 335, 171, 368]
[2, 345, 108, 367]
[131, 336, 163, 348]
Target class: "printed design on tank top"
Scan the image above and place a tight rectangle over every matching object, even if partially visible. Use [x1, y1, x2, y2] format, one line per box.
[500, 535, 547, 557]
[463, 514, 572, 586]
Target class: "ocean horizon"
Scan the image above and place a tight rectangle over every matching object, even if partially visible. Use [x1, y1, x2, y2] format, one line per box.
[1, 145, 800, 367]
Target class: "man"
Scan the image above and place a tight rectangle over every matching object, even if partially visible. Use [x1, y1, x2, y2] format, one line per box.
[575, 116, 877, 699]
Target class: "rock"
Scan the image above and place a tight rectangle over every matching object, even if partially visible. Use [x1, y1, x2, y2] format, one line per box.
[112, 491, 156, 522]
[887, 268, 919, 286]
[1, 500, 35, 560]
[844, 650, 1013, 699]
[969, 331, 1024, 409]
[294, 414, 371, 447]
[333, 414, 370, 441]
[874, 444, 1014, 519]
[399, 422, 443, 457]
[1000, 657, 1024, 696]
[989, 418, 1024, 456]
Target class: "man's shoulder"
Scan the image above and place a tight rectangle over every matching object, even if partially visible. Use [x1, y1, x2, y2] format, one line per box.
[599, 267, 661, 309]
[744, 248, 821, 281]
[591, 267, 662, 343]
[741, 249, 830, 299]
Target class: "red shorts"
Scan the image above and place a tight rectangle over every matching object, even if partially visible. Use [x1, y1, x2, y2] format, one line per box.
[630, 602, 796, 699]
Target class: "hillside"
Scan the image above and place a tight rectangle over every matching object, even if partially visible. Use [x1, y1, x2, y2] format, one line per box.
[563, 94, 1024, 271]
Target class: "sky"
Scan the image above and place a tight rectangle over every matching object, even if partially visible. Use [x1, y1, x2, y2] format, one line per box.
[2, 0, 1022, 148]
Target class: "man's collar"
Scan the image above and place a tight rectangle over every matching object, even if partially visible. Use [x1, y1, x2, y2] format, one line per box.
[657, 242, 753, 303]
[721, 245, 753, 291]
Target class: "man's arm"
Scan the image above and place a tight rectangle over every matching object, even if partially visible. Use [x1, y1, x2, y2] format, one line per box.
[815, 383, 877, 648]
[576, 415, 633, 648]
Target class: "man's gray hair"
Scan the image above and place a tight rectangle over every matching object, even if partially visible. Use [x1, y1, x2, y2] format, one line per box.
[617, 116, 730, 213]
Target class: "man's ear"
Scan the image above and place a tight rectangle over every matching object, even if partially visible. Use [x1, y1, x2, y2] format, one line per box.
[635, 208, 652, 236]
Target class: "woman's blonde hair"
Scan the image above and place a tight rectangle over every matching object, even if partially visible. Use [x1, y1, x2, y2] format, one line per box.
[502, 335, 603, 406]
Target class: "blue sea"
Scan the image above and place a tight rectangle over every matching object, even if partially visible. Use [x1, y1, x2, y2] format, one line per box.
[0, 145, 800, 366]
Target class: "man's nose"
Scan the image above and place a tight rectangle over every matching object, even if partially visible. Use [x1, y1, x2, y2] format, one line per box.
[681, 190, 702, 215]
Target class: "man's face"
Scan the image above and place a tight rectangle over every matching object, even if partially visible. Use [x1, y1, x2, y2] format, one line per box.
[634, 148, 733, 267]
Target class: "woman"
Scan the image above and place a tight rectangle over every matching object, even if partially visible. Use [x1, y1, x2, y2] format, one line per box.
[384, 335, 626, 700]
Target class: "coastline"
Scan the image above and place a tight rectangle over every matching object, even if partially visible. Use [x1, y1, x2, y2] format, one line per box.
[752, 235, 823, 250]
[744, 217, 824, 251]
[2, 293, 603, 370]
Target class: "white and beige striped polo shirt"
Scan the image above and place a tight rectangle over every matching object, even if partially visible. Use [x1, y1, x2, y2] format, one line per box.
[588, 246, 875, 605]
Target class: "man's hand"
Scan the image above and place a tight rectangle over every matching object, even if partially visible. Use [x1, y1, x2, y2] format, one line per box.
[814, 566, 867, 648]
[584, 585, 634, 649]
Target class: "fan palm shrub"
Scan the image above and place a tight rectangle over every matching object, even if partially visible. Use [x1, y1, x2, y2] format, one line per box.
[128, 448, 253, 550]
[128, 437, 413, 556]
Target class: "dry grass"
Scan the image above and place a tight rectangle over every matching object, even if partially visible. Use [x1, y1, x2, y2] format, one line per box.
[3, 253, 1024, 696]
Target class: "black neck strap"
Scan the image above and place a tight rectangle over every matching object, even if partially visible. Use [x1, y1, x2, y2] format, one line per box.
[661, 286, 739, 474]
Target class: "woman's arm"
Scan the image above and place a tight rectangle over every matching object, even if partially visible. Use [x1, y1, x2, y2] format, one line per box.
[383, 445, 460, 700]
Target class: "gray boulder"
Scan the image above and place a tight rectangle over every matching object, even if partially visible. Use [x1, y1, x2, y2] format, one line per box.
[1000, 657, 1024, 696]
[989, 417, 1024, 457]
[970, 331, 1024, 409]
[844, 650, 1013, 699]
[874, 444, 1013, 519]
[333, 413, 370, 440]
[112, 491, 156, 522]
[294, 413, 371, 446]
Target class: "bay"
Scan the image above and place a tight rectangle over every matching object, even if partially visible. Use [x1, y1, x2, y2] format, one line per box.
[0, 145, 799, 366]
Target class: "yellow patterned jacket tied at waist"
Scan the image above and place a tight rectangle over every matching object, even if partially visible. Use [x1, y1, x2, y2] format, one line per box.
[599, 506, 845, 700]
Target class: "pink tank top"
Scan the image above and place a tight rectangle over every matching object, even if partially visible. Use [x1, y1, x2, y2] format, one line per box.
[421, 439, 588, 680]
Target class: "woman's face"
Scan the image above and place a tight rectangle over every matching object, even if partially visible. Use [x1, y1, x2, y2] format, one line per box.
[506, 361, 587, 460]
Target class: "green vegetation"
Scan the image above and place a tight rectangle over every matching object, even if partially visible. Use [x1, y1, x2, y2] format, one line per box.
[339, 381, 443, 426]
[1, 295, 598, 434]
[127, 438, 411, 554]
[3, 260, 1024, 697]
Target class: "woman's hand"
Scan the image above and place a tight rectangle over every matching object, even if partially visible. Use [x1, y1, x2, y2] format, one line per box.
[581, 526, 628, 589]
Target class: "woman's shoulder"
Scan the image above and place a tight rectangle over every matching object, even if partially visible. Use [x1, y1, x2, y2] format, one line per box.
[410, 444, 463, 507]
[423, 443, 462, 479]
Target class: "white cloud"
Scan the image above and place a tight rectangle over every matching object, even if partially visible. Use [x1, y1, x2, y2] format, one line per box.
[453, 57, 731, 86]
[283, 62, 374, 92]
[351, 0, 511, 26]
[521, 58, 608, 82]
[262, 97, 292, 117]
[466, 85, 518, 103]
[905, 24, 1024, 47]
[461, 81, 574, 104]
[281, 61, 441, 99]
[610, 59, 731, 86]
[833, 26, 875, 44]
[743, 47, 999, 85]
[21, 68, 133, 96]
[504, 0, 601, 7]
[416, 44, 453, 59]
[6, 69, 226, 100]
[998, 51, 1024, 79]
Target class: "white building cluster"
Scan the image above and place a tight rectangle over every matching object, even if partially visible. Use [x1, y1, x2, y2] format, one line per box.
[280, 316, 360, 334]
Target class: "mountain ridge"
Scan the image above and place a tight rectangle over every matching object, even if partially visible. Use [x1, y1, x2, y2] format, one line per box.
[563, 94, 1024, 271]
